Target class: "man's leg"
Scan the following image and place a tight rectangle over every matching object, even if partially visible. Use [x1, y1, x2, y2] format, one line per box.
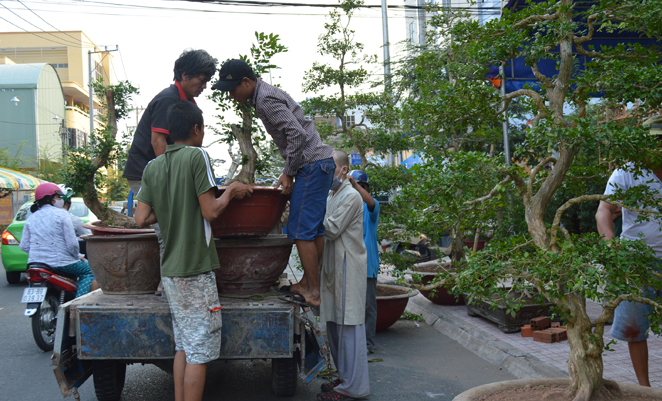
[292, 239, 320, 306]
[629, 340, 650, 386]
[330, 323, 371, 398]
[183, 363, 207, 401]
[365, 277, 378, 353]
[173, 351, 186, 401]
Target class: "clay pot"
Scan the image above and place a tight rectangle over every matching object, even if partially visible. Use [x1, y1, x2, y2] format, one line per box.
[463, 292, 554, 333]
[463, 240, 487, 251]
[452, 378, 662, 400]
[376, 284, 419, 332]
[409, 271, 464, 306]
[83, 222, 154, 236]
[211, 187, 290, 237]
[84, 233, 161, 295]
[214, 234, 293, 294]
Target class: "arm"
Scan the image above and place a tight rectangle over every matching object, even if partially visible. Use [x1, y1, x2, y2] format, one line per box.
[151, 131, 168, 157]
[348, 176, 376, 211]
[135, 201, 158, 228]
[596, 201, 619, 241]
[324, 194, 362, 241]
[198, 181, 253, 221]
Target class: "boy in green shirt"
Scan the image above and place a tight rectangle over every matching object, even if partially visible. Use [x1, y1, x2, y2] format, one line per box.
[135, 101, 252, 401]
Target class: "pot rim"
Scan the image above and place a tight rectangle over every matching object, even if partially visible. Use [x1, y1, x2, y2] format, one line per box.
[82, 233, 158, 241]
[84, 221, 155, 234]
[376, 283, 420, 300]
[452, 378, 662, 400]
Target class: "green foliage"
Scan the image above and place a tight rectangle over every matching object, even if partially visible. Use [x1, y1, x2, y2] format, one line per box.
[0, 143, 29, 171]
[400, 311, 425, 322]
[105, 168, 129, 201]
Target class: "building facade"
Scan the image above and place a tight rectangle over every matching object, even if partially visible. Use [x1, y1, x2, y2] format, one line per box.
[0, 31, 115, 150]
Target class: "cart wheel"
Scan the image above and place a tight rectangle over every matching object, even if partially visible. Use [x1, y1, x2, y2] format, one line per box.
[93, 361, 126, 401]
[272, 357, 298, 397]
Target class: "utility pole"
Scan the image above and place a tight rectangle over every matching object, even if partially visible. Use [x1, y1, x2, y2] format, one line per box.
[88, 45, 118, 140]
[381, 0, 395, 167]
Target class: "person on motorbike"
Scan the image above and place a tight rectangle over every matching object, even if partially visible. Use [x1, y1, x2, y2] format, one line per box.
[57, 185, 92, 238]
[20, 183, 99, 297]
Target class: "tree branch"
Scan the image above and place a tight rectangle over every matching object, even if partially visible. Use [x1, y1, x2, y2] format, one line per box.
[528, 156, 557, 200]
[549, 194, 609, 248]
[531, 61, 553, 89]
[464, 176, 513, 206]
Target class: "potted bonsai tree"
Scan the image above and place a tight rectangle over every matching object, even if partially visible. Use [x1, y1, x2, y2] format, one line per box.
[373, 0, 662, 399]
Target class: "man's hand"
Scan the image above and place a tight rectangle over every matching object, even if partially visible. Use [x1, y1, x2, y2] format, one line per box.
[275, 174, 294, 195]
[228, 181, 253, 200]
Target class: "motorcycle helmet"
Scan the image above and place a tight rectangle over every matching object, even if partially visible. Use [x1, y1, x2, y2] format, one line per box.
[57, 184, 74, 202]
[348, 170, 369, 185]
[35, 182, 65, 201]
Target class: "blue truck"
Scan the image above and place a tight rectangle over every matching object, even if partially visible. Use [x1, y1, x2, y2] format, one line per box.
[51, 288, 329, 400]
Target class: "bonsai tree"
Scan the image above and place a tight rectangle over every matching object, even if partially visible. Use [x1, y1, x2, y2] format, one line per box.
[62, 80, 138, 226]
[379, 0, 662, 399]
[209, 32, 287, 184]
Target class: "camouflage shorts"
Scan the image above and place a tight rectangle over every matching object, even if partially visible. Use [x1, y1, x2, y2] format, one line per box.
[162, 271, 222, 364]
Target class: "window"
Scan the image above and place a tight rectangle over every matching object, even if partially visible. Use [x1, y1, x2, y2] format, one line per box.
[68, 202, 89, 218]
[14, 204, 32, 221]
[409, 22, 415, 42]
[346, 115, 356, 127]
[51, 63, 68, 69]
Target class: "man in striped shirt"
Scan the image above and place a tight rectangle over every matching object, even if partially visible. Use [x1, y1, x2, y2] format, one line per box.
[212, 59, 335, 307]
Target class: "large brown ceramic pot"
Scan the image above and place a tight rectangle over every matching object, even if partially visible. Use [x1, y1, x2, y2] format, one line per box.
[409, 270, 464, 306]
[83, 222, 154, 236]
[211, 187, 290, 237]
[84, 233, 161, 295]
[214, 234, 293, 294]
[376, 284, 419, 332]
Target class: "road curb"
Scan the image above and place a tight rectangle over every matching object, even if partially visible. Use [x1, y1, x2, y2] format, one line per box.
[406, 294, 566, 380]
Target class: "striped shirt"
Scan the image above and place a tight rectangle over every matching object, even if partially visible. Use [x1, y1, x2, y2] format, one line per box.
[249, 78, 334, 176]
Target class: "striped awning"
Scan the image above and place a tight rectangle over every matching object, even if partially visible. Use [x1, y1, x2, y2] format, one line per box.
[0, 167, 42, 190]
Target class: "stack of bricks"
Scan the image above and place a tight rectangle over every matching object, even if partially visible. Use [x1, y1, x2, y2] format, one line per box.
[520, 316, 568, 343]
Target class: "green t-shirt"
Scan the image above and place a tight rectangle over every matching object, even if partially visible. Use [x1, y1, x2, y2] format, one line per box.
[137, 144, 219, 277]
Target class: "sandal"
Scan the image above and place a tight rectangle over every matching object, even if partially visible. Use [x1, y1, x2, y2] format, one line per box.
[321, 378, 342, 393]
[317, 391, 355, 400]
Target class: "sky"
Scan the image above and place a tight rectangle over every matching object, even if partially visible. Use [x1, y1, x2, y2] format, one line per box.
[0, 0, 410, 175]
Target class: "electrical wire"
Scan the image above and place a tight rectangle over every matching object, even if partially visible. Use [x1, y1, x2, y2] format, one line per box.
[118, 48, 130, 82]
[15, 0, 94, 46]
[0, 4, 84, 48]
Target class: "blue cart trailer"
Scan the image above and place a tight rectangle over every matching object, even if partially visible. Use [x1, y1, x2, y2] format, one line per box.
[51, 290, 329, 401]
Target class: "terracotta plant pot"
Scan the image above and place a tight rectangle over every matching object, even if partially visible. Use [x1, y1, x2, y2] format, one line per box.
[463, 240, 487, 251]
[83, 222, 154, 236]
[84, 233, 161, 295]
[376, 284, 419, 332]
[409, 270, 464, 306]
[452, 378, 662, 400]
[463, 292, 554, 333]
[214, 234, 293, 294]
[211, 186, 290, 237]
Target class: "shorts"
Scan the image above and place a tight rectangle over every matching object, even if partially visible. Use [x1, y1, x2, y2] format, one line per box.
[610, 261, 662, 343]
[287, 157, 335, 241]
[162, 271, 222, 364]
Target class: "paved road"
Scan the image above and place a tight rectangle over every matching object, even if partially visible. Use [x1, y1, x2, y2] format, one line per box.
[0, 261, 514, 401]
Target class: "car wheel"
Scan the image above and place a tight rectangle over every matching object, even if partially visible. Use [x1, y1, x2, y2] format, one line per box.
[6, 271, 21, 284]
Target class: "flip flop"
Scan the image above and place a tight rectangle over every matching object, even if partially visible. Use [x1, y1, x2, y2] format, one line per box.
[278, 292, 315, 308]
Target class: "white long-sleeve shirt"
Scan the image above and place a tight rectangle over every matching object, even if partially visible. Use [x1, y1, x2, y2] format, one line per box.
[20, 204, 81, 267]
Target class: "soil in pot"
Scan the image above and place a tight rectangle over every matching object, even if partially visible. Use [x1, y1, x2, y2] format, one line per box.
[473, 384, 658, 401]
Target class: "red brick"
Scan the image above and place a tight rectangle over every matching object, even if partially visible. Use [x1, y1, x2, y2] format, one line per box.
[521, 325, 535, 337]
[533, 329, 556, 343]
[531, 317, 550, 330]
[548, 327, 568, 341]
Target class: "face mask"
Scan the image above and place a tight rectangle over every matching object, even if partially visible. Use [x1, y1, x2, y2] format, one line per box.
[53, 199, 65, 209]
[330, 168, 346, 191]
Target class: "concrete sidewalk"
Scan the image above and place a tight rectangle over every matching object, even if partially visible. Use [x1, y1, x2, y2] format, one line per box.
[404, 291, 662, 387]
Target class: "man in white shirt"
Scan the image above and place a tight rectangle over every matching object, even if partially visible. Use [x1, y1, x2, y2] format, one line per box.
[595, 115, 662, 387]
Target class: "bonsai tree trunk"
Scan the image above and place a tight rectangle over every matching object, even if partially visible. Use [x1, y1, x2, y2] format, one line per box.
[231, 106, 258, 184]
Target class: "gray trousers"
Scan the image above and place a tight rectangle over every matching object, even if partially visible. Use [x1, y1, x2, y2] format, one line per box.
[326, 321, 371, 398]
[365, 277, 377, 351]
[128, 179, 164, 262]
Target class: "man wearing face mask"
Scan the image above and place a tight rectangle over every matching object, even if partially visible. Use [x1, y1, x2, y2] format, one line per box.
[20, 183, 99, 297]
[317, 150, 370, 400]
[212, 59, 335, 307]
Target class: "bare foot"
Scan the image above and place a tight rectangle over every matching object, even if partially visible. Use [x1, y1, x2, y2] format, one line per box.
[289, 280, 306, 294]
[298, 290, 321, 307]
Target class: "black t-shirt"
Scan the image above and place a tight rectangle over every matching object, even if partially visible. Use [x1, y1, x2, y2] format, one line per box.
[122, 82, 193, 180]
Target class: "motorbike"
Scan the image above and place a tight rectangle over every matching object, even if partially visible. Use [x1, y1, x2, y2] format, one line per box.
[21, 239, 86, 352]
[22, 263, 77, 351]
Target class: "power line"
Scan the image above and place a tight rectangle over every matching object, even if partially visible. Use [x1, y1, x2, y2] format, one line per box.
[118, 47, 129, 82]
[15, 0, 94, 46]
[0, 3, 83, 47]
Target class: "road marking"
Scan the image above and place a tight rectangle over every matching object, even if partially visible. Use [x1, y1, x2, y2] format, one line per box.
[426, 392, 445, 398]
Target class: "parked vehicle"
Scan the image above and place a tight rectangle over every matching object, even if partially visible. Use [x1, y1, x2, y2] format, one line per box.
[1, 198, 97, 284]
[22, 262, 78, 351]
[384, 232, 452, 263]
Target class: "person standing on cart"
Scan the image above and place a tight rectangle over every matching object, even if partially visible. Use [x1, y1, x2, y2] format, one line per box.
[212, 59, 335, 308]
[135, 101, 252, 401]
[123, 49, 217, 262]
[317, 150, 370, 401]
[347, 170, 380, 355]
